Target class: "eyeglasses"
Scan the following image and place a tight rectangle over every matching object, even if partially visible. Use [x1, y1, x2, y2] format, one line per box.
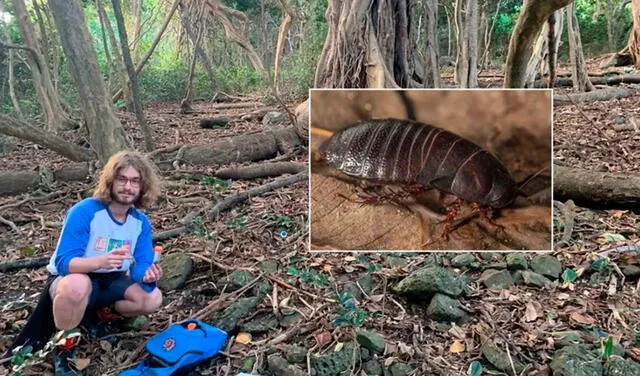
[115, 175, 141, 188]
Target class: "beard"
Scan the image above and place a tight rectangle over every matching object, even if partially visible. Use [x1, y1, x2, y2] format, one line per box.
[111, 188, 140, 206]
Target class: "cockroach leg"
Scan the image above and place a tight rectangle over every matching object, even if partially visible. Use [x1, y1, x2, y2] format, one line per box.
[471, 202, 506, 232]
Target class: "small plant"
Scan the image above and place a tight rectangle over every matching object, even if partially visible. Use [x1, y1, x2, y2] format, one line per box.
[591, 258, 612, 273]
[561, 268, 578, 283]
[227, 215, 248, 230]
[263, 213, 302, 234]
[355, 254, 382, 273]
[190, 215, 214, 239]
[287, 266, 329, 286]
[333, 290, 369, 327]
[200, 176, 232, 193]
[602, 336, 614, 359]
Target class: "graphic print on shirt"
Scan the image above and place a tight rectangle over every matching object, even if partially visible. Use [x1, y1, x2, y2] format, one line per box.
[106, 239, 133, 252]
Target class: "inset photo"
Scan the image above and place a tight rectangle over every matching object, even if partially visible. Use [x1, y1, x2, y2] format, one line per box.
[310, 90, 552, 251]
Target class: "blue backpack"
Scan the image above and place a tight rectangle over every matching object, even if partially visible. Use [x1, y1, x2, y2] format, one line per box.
[119, 320, 227, 376]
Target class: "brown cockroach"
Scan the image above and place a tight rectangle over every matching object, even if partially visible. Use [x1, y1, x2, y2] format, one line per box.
[318, 118, 518, 226]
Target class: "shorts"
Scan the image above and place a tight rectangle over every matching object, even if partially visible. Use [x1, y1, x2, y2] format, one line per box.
[49, 272, 136, 309]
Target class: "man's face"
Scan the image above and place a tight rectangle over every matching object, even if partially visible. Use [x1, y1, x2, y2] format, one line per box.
[111, 166, 142, 206]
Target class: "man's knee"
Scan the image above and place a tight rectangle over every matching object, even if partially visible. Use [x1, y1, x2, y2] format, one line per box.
[143, 289, 162, 314]
[54, 274, 92, 304]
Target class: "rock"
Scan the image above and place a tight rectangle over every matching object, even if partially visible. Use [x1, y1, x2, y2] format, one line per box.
[605, 355, 640, 375]
[252, 280, 273, 297]
[621, 265, 640, 278]
[356, 329, 385, 354]
[393, 267, 465, 298]
[530, 255, 562, 279]
[157, 253, 194, 291]
[481, 339, 527, 375]
[343, 282, 363, 301]
[550, 344, 603, 376]
[513, 270, 553, 288]
[426, 293, 468, 323]
[258, 260, 279, 274]
[219, 270, 256, 292]
[280, 311, 302, 328]
[214, 296, 262, 332]
[267, 354, 305, 376]
[285, 345, 308, 364]
[199, 116, 231, 129]
[384, 255, 408, 268]
[360, 348, 372, 362]
[263, 111, 285, 126]
[480, 269, 513, 289]
[478, 252, 504, 261]
[555, 332, 581, 347]
[294, 100, 309, 142]
[589, 272, 609, 287]
[312, 342, 358, 376]
[387, 362, 413, 376]
[241, 313, 279, 333]
[123, 316, 148, 331]
[451, 254, 476, 267]
[506, 253, 528, 270]
[483, 262, 508, 270]
[362, 359, 383, 375]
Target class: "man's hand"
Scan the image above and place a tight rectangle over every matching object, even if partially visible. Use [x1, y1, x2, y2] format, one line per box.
[142, 263, 163, 283]
[97, 246, 131, 269]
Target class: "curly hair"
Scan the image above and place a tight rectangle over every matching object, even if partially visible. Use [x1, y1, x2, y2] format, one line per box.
[93, 151, 161, 209]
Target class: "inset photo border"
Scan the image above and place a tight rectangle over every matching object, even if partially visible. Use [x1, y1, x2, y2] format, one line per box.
[308, 89, 553, 251]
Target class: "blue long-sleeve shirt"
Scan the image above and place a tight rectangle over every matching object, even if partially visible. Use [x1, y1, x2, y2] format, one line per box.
[46, 197, 156, 292]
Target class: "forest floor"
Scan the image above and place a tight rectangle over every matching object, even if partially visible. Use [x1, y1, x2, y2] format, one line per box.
[1, 61, 640, 376]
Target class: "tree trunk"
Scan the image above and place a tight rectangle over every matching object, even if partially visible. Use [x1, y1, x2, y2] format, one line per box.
[503, 0, 574, 88]
[97, 0, 133, 111]
[0, 114, 94, 161]
[554, 165, 640, 208]
[524, 9, 564, 88]
[3, 27, 23, 117]
[453, 0, 464, 84]
[111, 0, 154, 152]
[479, 0, 503, 69]
[179, 0, 217, 95]
[95, 0, 114, 90]
[626, 0, 640, 68]
[455, 0, 478, 88]
[12, 0, 74, 132]
[273, 0, 296, 94]
[423, 0, 440, 88]
[49, 0, 130, 163]
[112, 0, 181, 103]
[131, 0, 142, 62]
[314, 0, 416, 88]
[566, 2, 594, 91]
[445, 5, 452, 57]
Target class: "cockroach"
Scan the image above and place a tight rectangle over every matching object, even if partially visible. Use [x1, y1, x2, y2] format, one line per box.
[318, 118, 518, 221]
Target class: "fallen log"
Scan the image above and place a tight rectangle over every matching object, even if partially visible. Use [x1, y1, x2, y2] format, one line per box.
[535, 74, 640, 88]
[0, 128, 302, 195]
[554, 165, 640, 208]
[553, 88, 635, 106]
[214, 162, 306, 179]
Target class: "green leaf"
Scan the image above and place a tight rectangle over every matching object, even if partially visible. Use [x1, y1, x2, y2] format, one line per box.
[591, 258, 609, 271]
[227, 215, 247, 230]
[20, 246, 35, 257]
[467, 360, 483, 376]
[286, 266, 299, 276]
[355, 255, 370, 264]
[603, 336, 614, 358]
[561, 268, 578, 282]
[601, 233, 626, 242]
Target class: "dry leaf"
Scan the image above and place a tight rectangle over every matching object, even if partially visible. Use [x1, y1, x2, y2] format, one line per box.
[323, 264, 334, 273]
[450, 340, 465, 353]
[369, 294, 385, 302]
[448, 325, 466, 341]
[611, 210, 627, 218]
[344, 256, 356, 262]
[524, 301, 539, 322]
[334, 342, 344, 352]
[314, 331, 332, 348]
[279, 297, 291, 308]
[69, 357, 91, 371]
[235, 332, 252, 344]
[99, 340, 112, 352]
[398, 342, 415, 356]
[570, 312, 596, 325]
[556, 293, 571, 300]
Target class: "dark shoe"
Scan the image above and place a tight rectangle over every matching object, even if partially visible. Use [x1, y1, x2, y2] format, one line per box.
[54, 330, 81, 376]
[84, 306, 123, 344]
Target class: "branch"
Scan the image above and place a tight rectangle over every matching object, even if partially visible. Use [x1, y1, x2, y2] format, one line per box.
[0, 115, 94, 161]
[0, 39, 39, 56]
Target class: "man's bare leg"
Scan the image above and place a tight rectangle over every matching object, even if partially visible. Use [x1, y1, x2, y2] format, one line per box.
[52, 274, 92, 330]
[114, 284, 162, 317]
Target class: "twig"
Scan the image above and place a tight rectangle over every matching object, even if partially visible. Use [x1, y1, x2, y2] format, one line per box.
[0, 214, 20, 234]
[505, 344, 517, 376]
[265, 275, 334, 303]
